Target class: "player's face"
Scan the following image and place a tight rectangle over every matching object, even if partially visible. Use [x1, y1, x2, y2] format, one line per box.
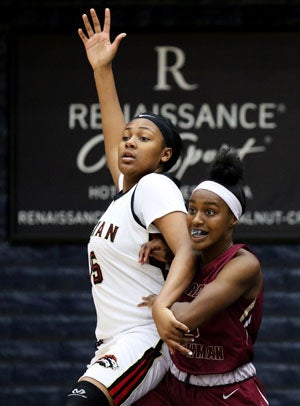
[118, 118, 171, 184]
[187, 189, 237, 263]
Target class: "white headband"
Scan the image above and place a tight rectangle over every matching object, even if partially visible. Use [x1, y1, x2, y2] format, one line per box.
[193, 180, 243, 220]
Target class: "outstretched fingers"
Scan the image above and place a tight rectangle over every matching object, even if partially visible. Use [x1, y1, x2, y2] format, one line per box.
[90, 8, 102, 34]
[102, 8, 111, 34]
[78, 8, 102, 44]
[77, 27, 87, 44]
[81, 13, 95, 38]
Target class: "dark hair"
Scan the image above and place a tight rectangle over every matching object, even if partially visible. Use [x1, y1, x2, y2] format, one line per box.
[208, 146, 246, 214]
[133, 112, 182, 172]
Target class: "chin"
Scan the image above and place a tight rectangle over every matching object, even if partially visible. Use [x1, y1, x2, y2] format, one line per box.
[191, 240, 204, 251]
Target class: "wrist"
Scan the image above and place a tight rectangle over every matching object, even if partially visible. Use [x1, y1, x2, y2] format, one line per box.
[93, 64, 113, 75]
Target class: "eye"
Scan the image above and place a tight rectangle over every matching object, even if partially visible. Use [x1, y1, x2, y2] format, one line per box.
[205, 208, 215, 216]
[188, 206, 197, 215]
[140, 136, 150, 142]
[122, 135, 130, 142]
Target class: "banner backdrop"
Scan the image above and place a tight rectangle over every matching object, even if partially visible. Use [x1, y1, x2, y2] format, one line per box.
[10, 32, 300, 242]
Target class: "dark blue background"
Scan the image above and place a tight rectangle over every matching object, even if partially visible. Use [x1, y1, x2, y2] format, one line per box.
[1, 1, 300, 405]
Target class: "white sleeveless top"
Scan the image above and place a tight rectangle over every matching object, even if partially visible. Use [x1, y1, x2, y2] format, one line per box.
[88, 173, 187, 339]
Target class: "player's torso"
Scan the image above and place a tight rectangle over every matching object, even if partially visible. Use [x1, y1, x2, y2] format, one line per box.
[88, 187, 165, 339]
[174, 245, 260, 374]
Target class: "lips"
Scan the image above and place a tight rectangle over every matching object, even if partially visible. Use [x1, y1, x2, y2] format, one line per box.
[191, 229, 208, 238]
[123, 150, 134, 157]
[122, 150, 135, 162]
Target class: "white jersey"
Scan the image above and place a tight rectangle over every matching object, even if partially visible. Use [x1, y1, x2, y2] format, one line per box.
[88, 173, 187, 340]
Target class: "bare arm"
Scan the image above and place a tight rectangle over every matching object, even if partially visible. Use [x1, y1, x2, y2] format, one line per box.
[171, 249, 262, 330]
[78, 8, 127, 188]
[152, 212, 198, 355]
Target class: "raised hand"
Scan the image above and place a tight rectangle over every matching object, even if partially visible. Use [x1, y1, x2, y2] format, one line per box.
[78, 8, 126, 71]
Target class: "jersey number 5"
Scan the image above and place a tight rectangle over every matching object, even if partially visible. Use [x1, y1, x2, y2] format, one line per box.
[90, 251, 103, 284]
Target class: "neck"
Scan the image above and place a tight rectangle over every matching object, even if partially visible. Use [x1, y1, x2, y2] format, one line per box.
[122, 175, 140, 192]
[201, 240, 233, 266]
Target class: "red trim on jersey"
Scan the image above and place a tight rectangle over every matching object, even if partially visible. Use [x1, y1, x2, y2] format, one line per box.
[108, 340, 163, 405]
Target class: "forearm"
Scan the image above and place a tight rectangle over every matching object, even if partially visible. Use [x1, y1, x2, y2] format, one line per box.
[170, 264, 257, 331]
[171, 301, 198, 330]
[93, 65, 126, 184]
[94, 64, 125, 131]
[153, 247, 198, 312]
[151, 248, 197, 354]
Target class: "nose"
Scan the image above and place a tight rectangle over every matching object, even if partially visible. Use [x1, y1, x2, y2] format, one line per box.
[125, 135, 137, 148]
[192, 211, 204, 225]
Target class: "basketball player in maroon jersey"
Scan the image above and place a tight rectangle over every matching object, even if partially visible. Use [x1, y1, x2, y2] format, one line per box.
[136, 147, 269, 405]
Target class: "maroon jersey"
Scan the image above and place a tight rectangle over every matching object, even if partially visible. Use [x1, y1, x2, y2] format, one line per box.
[172, 244, 263, 375]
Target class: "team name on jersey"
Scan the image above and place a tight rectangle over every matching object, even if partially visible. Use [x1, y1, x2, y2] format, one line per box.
[92, 220, 119, 242]
[185, 282, 205, 297]
[185, 342, 224, 360]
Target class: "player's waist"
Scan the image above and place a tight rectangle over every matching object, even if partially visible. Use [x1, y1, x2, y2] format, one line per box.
[170, 360, 256, 387]
[95, 315, 155, 340]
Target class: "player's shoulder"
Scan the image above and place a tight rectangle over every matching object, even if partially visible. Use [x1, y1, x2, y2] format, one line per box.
[138, 173, 178, 188]
[235, 247, 261, 273]
[237, 246, 259, 261]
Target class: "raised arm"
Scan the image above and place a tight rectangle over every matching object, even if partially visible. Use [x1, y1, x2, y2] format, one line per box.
[78, 8, 127, 188]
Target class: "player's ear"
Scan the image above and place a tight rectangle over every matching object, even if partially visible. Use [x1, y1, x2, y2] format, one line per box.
[230, 216, 238, 227]
[161, 147, 172, 163]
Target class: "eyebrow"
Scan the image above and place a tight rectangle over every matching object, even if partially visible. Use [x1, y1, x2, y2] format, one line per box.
[189, 199, 219, 207]
[124, 125, 154, 131]
[124, 125, 156, 136]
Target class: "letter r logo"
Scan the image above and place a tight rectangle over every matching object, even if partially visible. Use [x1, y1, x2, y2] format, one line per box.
[154, 46, 198, 91]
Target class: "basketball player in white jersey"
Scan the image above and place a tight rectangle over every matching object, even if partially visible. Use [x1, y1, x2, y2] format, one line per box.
[65, 8, 196, 406]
